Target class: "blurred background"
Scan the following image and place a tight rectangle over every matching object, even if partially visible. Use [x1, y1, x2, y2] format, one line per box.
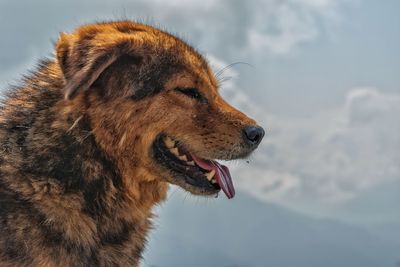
[1, 0, 399, 266]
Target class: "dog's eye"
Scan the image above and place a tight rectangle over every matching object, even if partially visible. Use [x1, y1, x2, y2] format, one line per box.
[175, 87, 207, 103]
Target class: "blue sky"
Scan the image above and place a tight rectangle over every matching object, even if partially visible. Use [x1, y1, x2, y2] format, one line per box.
[240, 0, 400, 116]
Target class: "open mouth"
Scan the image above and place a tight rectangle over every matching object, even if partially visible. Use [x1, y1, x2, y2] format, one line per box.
[152, 134, 235, 199]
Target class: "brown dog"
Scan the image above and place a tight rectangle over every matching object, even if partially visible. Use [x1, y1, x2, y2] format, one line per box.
[0, 20, 264, 266]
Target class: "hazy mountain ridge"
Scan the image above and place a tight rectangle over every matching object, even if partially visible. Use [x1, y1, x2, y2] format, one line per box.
[144, 189, 400, 267]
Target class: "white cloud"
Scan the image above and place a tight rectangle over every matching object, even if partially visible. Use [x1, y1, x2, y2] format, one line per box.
[138, 0, 351, 57]
[248, 1, 320, 55]
[211, 57, 400, 207]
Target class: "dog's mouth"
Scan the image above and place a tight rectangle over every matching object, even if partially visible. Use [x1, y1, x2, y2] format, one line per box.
[152, 134, 235, 199]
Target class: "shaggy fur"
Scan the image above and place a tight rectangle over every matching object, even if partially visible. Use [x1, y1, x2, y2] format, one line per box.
[0, 20, 263, 266]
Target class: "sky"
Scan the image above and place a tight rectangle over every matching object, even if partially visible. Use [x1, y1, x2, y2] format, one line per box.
[0, 0, 399, 238]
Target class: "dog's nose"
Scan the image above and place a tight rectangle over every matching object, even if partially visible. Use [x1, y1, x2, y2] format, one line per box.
[243, 126, 265, 147]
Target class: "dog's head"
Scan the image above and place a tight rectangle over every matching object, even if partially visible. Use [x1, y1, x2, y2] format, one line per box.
[56, 21, 264, 199]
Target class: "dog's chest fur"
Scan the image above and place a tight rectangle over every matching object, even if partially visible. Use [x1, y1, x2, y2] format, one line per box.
[0, 62, 168, 266]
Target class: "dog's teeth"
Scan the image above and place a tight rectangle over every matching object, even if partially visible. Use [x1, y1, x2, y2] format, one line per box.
[178, 155, 188, 161]
[170, 147, 180, 156]
[165, 137, 176, 148]
[187, 161, 195, 166]
[205, 169, 216, 181]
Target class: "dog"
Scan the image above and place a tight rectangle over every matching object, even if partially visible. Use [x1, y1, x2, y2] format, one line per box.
[0, 20, 264, 266]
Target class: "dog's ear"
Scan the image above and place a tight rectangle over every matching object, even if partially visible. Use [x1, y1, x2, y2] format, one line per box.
[56, 32, 138, 100]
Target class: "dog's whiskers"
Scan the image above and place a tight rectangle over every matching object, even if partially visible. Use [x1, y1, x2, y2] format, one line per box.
[215, 61, 252, 79]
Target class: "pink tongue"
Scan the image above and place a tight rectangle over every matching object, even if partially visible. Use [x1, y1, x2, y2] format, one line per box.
[191, 155, 235, 199]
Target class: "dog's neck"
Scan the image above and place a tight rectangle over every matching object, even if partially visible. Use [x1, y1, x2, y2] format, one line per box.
[0, 62, 168, 265]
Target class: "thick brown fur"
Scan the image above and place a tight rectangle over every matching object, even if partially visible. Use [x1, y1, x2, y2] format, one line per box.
[0, 20, 262, 266]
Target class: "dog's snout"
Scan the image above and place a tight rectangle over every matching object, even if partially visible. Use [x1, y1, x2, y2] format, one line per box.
[243, 126, 265, 147]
